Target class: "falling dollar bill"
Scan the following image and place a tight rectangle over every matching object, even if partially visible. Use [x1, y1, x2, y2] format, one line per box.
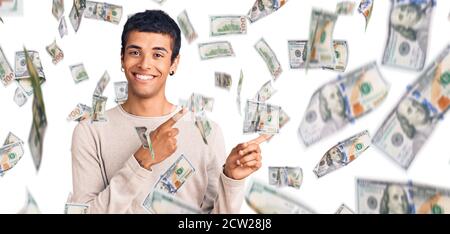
[15, 50, 46, 96]
[245, 180, 315, 214]
[314, 130, 370, 178]
[67, 103, 92, 122]
[214, 72, 232, 90]
[0, 0, 23, 16]
[58, 17, 68, 38]
[335, 204, 355, 214]
[93, 71, 110, 96]
[298, 61, 389, 146]
[305, 9, 338, 71]
[373, 44, 449, 169]
[14, 86, 28, 107]
[180, 93, 214, 113]
[18, 189, 40, 214]
[65, 203, 89, 214]
[255, 80, 276, 102]
[69, 63, 89, 83]
[52, 0, 64, 21]
[244, 100, 280, 135]
[0, 132, 24, 176]
[268, 166, 303, 189]
[91, 95, 107, 122]
[236, 69, 244, 115]
[357, 178, 450, 214]
[24, 48, 47, 172]
[247, 0, 288, 23]
[114, 81, 128, 103]
[177, 10, 198, 44]
[45, 40, 64, 65]
[154, 154, 195, 194]
[382, 0, 435, 71]
[288, 40, 348, 72]
[194, 111, 212, 144]
[198, 41, 234, 60]
[143, 190, 201, 214]
[336, 1, 356, 15]
[69, 3, 83, 32]
[84, 1, 122, 24]
[0, 45, 15, 86]
[210, 15, 247, 36]
[358, 0, 374, 31]
[255, 38, 282, 80]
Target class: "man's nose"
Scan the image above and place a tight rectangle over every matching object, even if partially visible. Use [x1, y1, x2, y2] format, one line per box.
[138, 54, 153, 70]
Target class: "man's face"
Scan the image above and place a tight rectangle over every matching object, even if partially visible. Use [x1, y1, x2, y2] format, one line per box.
[391, 5, 420, 28]
[328, 147, 341, 162]
[122, 31, 179, 100]
[387, 185, 408, 214]
[398, 98, 427, 126]
[322, 84, 344, 116]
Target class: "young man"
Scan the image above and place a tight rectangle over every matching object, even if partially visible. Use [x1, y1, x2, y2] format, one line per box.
[71, 10, 264, 213]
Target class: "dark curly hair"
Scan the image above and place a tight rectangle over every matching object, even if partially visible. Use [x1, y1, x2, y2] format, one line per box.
[121, 10, 181, 63]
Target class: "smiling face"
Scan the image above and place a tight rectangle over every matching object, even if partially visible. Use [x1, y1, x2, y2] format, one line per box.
[121, 31, 179, 100]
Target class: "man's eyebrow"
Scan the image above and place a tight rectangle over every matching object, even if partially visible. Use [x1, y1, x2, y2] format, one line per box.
[152, 47, 168, 53]
[125, 45, 142, 50]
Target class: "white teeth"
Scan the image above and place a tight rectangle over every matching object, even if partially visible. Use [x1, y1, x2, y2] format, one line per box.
[135, 74, 154, 81]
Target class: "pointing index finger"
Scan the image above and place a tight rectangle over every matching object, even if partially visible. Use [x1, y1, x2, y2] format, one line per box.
[248, 134, 270, 145]
[159, 107, 187, 129]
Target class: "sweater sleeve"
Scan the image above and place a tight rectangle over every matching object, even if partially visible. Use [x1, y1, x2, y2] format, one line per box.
[200, 122, 246, 214]
[70, 122, 155, 213]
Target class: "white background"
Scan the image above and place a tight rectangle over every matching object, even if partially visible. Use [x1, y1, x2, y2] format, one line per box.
[0, 0, 449, 214]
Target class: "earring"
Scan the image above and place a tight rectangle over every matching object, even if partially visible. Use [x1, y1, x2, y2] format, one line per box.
[121, 67, 124, 72]
[170, 71, 175, 76]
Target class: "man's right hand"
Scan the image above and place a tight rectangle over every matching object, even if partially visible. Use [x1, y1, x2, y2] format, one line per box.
[134, 108, 187, 170]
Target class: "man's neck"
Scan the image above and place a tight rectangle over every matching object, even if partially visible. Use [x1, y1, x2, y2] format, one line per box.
[121, 96, 175, 117]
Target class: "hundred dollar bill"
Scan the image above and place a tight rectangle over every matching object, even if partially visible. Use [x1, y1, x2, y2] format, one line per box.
[335, 204, 355, 214]
[24, 48, 47, 172]
[143, 190, 201, 214]
[58, 17, 68, 38]
[214, 72, 232, 90]
[382, 0, 435, 71]
[69, 3, 83, 32]
[84, 1, 122, 24]
[65, 203, 89, 214]
[195, 112, 212, 145]
[289, 40, 349, 71]
[67, 103, 92, 122]
[269, 166, 303, 189]
[0, 132, 24, 176]
[45, 40, 64, 65]
[177, 10, 197, 44]
[135, 126, 150, 148]
[336, 1, 356, 15]
[15, 50, 46, 96]
[255, 38, 282, 80]
[154, 154, 195, 194]
[114, 81, 128, 103]
[244, 100, 280, 134]
[255, 80, 276, 102]
[180, 93, 214, 113]
[210, 15, 247, 36]
[52, 0, 64, 21]
[314, 130, 370, 178]
[305, 9, 338, 71]
[91, 95, 107, 122]
[0, 46, 15, 86]
[18, 190, 40, 214]
[93, 71, 110, 96]
[14, 86, 28, 107]
[198, 41, 234, 60]
[358, 0, 374, 31]
[247, 0, 288, 23]
[357, 178, 450, 214]
[299, 61, 389, 146]
[373, 45, 450, 169]
[236, 69, 244, 115]
[69, 63, 89, 83]
[245, 180, 315, 214]
[262, 107, 290, 142]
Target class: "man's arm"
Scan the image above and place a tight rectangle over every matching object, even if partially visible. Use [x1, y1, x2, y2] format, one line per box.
[71, 122, 155, 213]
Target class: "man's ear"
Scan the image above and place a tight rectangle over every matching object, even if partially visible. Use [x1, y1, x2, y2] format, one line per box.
[170, 54, 181, 73]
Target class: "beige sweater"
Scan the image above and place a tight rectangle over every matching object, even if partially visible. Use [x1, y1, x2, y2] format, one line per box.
[71, 105, 246, 214]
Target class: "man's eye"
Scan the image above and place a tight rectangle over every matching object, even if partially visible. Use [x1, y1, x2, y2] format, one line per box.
[154, 53, 163, 58]
[129, 51, 140, 56]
